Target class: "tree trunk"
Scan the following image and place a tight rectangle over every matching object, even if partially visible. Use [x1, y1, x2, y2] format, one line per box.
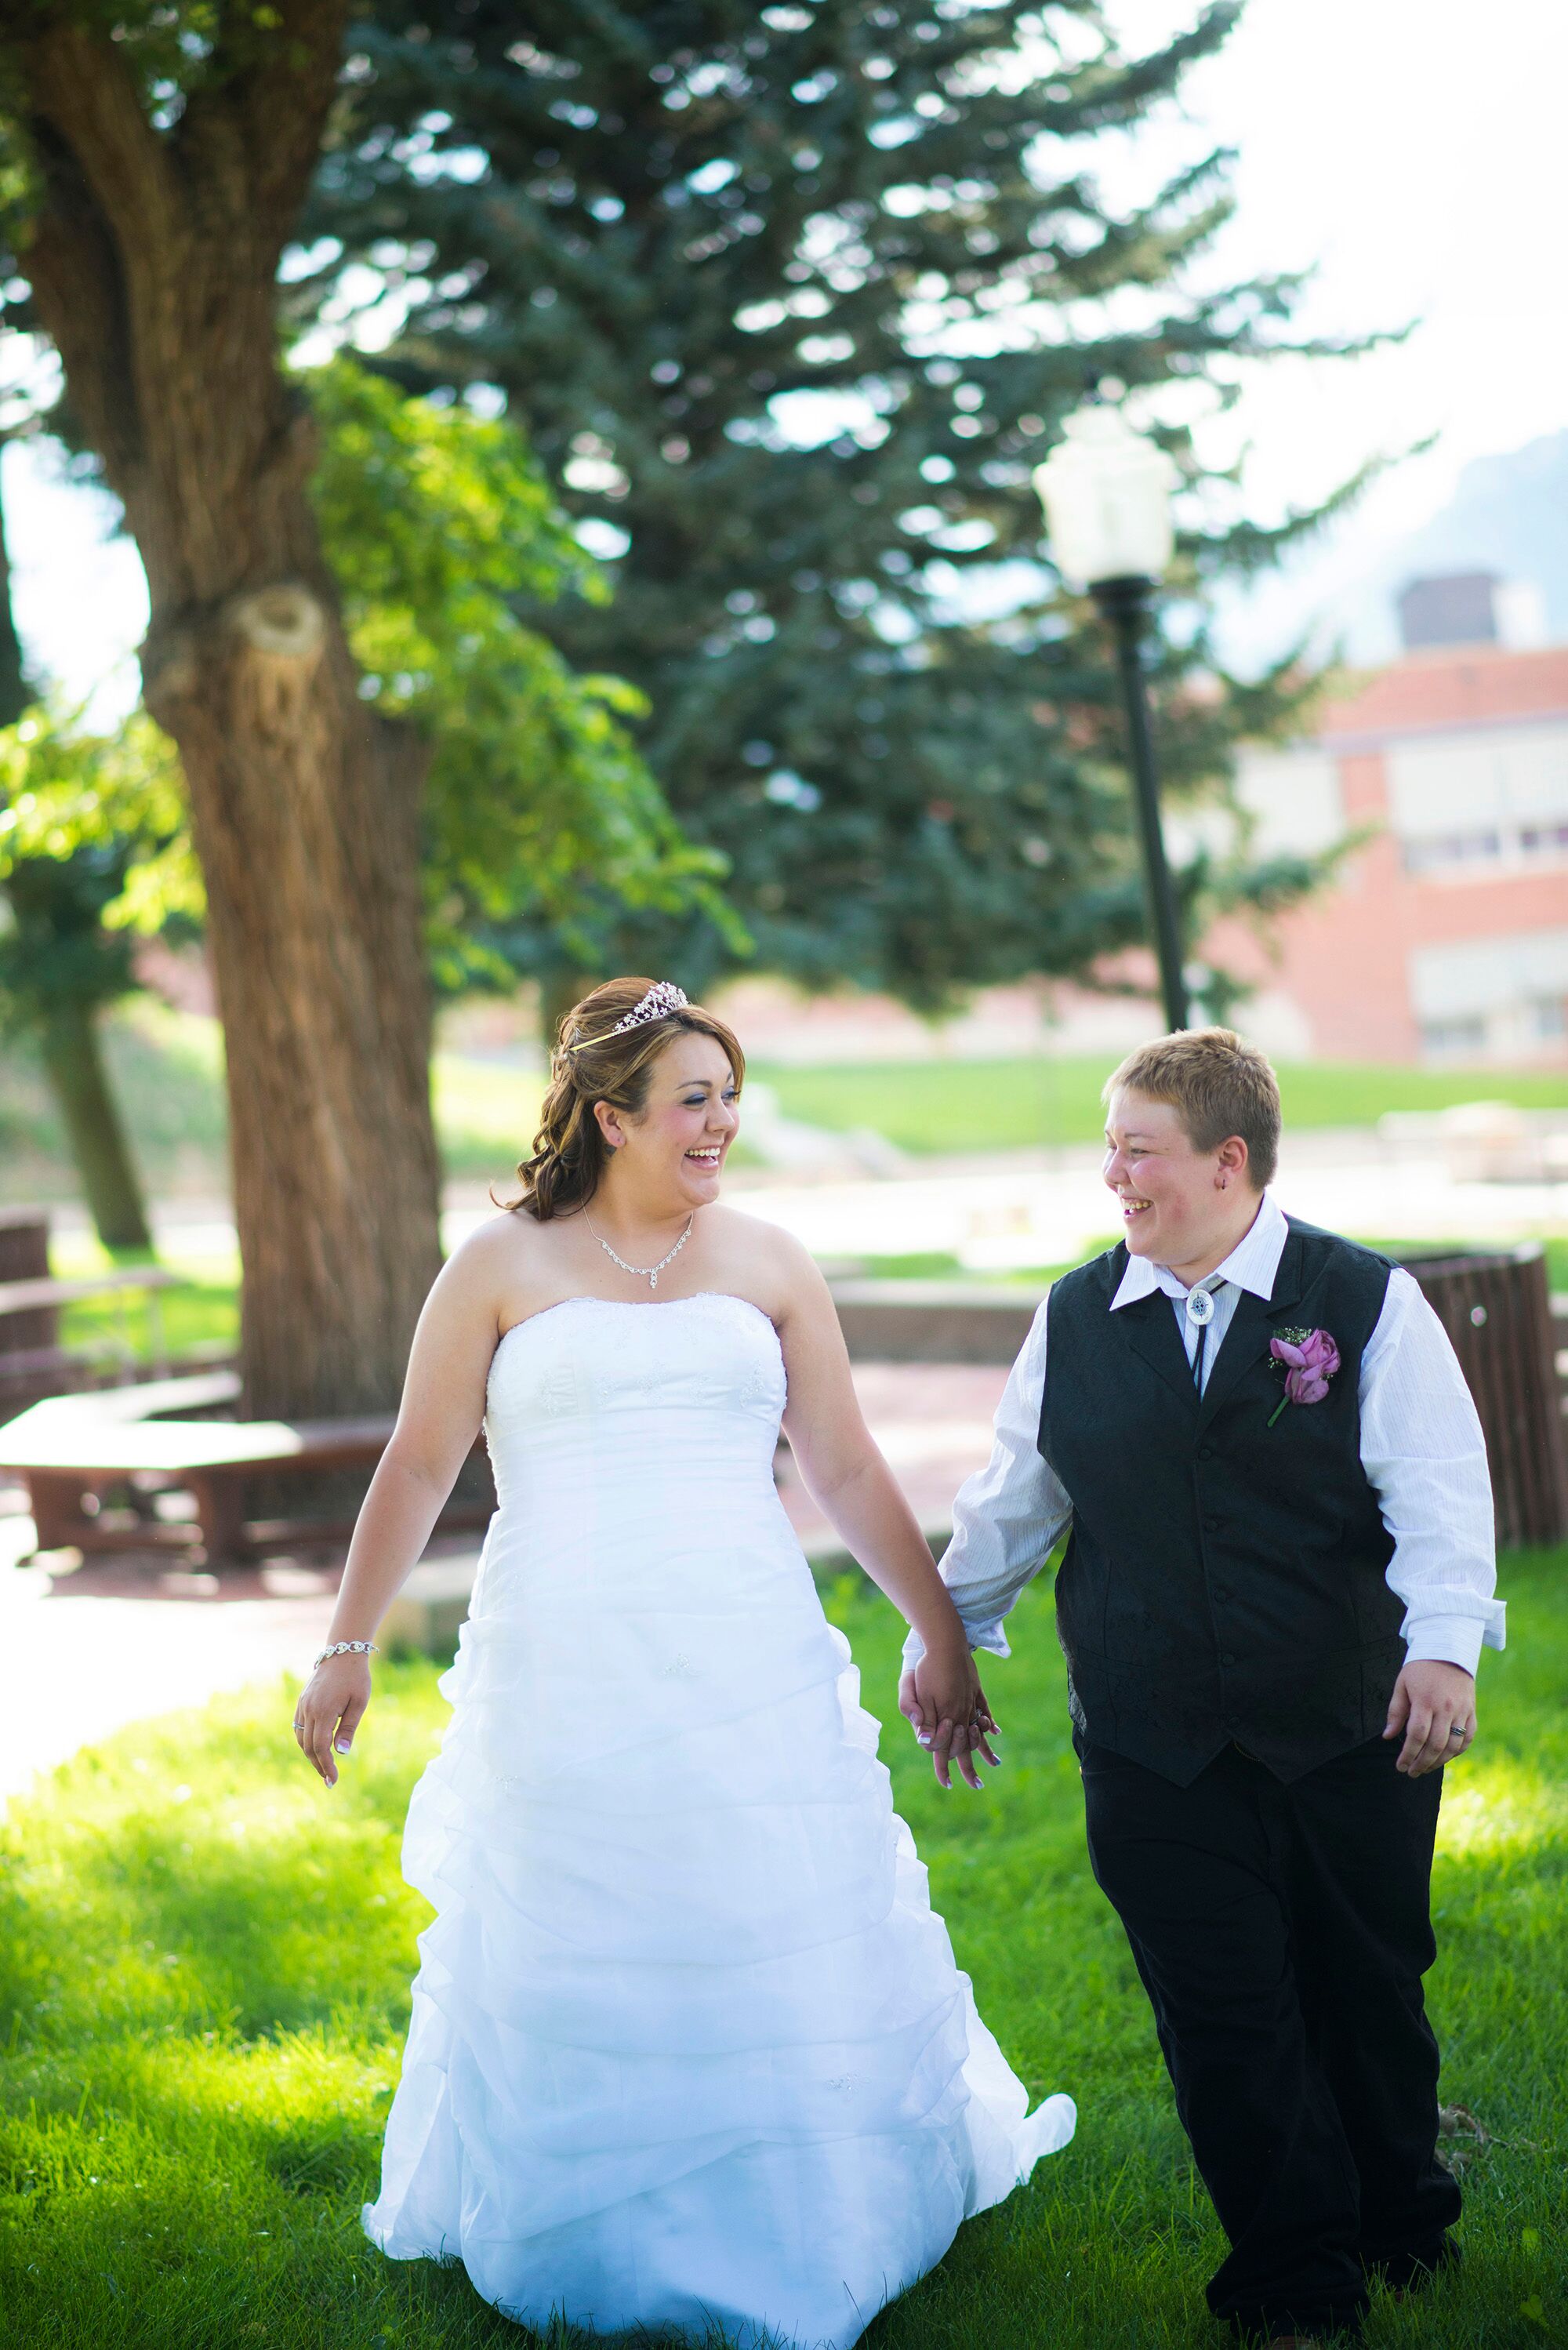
[9, 11, 443, 1415]
[36, 1000, 154, 1253]
[149, 596, 443, 1418]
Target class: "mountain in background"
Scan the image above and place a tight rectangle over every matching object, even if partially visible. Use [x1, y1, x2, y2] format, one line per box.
[1211, 429, 1568, 674]
[1381, 430, 1568, 641]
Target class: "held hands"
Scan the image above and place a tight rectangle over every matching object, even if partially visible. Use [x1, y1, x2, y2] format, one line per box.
[1384, 1659, 1477, 1777]
[898, 1640, 1000, 1791]
[292, 1654, 372, 1787]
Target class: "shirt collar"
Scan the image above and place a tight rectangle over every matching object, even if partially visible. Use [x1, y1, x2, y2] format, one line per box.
[1109, 1190, 1289, 1311]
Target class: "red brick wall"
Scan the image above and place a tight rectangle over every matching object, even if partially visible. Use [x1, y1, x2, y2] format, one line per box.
[1203, 648, 1568, 1065]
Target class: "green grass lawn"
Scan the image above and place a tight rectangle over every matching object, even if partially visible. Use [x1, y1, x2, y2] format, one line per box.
[54, 1272, 241, 1370]
[3, 1554, 1564, 2349]
[755, 1055, 1568, 1157]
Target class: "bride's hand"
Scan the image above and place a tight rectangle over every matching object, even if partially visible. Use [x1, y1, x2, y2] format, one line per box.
[899, 1647, 1000, 1792]
[293, 1655, 372, 1788]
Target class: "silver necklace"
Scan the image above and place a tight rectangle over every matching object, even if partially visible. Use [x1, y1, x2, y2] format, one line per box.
[583, 1209, 694, 1291]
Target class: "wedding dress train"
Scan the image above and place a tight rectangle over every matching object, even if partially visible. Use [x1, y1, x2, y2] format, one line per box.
[362, 1291, 1074, 2346]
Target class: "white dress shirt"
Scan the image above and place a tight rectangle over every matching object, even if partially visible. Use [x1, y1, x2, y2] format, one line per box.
[905, 1191, 1504, 1678]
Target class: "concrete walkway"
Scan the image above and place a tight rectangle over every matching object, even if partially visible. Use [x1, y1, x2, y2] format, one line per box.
[44, 1116, 1568, 1283]
[0, 1530, 341, 1811]
[723, 1139, 1568, 1274]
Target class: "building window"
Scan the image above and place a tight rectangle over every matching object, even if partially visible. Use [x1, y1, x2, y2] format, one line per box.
[1530, 996, 1567, 1039]
[1520, 822, 1568, 857]
[1419, 1015, 1490, 1058]
[1402, 830, 1503, 875]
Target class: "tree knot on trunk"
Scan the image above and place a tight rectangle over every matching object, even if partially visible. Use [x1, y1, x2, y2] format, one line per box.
[222, 581, 329, 731]
[226, 582, 328, 663]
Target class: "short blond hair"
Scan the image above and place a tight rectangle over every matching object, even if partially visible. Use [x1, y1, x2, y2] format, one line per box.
[1103, 1027, 1280, 1190]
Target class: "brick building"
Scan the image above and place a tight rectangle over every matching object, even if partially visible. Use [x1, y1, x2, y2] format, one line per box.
[1215, 583, 1568, 1066]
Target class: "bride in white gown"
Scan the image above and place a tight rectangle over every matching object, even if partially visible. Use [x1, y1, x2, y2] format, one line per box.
[292, 979, 1073, 2348]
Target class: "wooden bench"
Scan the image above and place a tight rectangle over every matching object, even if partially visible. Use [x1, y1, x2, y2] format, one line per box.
[16, 1368, 243, 1426]
[0, 1379, 486, 1567]
[829, 1278, 1044, 1365]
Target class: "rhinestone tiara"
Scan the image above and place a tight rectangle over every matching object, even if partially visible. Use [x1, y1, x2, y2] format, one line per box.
[566, 980, 689, 1051]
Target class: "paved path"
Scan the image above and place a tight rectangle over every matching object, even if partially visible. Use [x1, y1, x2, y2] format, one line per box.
[0, 1535, 341, 1811]
[724, 1146, 1568, 1274]
[0, 1363, 1011, 1812]
[47, 1118, 1568, 1282]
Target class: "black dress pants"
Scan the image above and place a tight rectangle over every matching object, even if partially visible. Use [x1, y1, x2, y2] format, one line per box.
[1078, 1729, 1460, 2340]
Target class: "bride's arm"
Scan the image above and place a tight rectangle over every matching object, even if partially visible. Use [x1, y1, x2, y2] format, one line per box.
[773, 1237, 997, 1789]
[292, 1227, 506, 1787]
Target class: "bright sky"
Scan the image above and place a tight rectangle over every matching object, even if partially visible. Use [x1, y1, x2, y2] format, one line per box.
[5, 0, 1564, 709]
[1153, 0, 1568, 663]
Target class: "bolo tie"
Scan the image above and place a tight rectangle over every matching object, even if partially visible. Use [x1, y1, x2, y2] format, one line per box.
[1185, 1280, 1218, 1391]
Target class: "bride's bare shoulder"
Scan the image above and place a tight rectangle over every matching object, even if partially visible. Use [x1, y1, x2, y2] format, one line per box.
[703, 1204, 822, 1291]
[433, 1206, 599, 1343]
[448, 1206, 545, 1270]
[439, 1205, 569, 1309]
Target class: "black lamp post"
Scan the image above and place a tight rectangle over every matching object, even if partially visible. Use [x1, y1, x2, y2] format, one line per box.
[1034, 408, 1190, 1033]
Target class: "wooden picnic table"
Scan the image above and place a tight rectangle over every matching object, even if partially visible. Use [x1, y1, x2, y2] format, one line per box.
[0, 1373, 485, 1567]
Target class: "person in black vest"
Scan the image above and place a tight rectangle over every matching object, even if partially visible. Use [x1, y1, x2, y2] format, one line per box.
[899, 1029, 1503, 2348]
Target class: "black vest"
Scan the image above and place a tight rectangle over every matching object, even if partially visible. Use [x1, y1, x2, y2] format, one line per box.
[1039, 1217, 1403, 1786]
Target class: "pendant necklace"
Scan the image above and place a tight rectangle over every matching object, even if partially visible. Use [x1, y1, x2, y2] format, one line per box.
[584, 1209, 694, 1292]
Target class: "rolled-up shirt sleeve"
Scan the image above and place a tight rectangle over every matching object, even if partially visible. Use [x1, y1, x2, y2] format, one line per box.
[902, 1300, 1073, 1669]
[1362, 1266, 1504, 1676]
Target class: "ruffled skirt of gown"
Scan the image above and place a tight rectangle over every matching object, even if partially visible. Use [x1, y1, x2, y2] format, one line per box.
[362, 1294, 1074, 2345]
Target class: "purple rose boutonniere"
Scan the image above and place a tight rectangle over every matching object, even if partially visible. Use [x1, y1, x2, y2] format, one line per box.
[1267, 1327, 1341, 1426]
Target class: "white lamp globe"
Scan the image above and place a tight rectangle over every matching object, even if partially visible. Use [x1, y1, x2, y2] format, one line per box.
[1033, 405, 1178, 590]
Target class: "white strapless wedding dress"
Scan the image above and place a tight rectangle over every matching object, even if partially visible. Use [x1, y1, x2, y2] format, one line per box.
[362, 1292, 1073, 2346]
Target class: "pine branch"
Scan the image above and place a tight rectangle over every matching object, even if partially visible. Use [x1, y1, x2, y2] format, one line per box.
[288, 0, 1397, 1005]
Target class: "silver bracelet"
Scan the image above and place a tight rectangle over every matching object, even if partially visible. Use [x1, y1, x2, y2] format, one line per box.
[313, 1640, 379, 1669]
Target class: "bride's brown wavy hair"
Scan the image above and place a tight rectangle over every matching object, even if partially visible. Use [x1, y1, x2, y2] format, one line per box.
[506, 978, 746, 1222]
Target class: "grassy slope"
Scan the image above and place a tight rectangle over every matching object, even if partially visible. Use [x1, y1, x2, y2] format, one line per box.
[2, 1554, 1564, 2349]
[0, 1003, 542, 1207]
[3, 1002, 1563, 1199]
[756, 1055, 1568, 1157]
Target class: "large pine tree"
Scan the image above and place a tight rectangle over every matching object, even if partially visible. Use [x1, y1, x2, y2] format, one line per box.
[303, 0, 1344, 1015]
